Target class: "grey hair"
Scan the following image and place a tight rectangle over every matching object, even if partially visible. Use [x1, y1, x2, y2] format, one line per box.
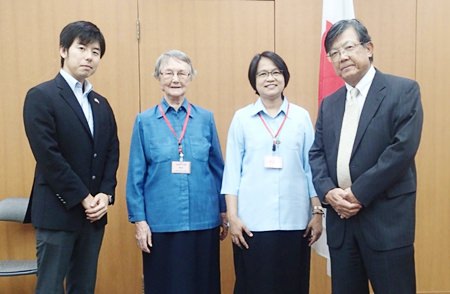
[325, 19, 373, 62]
[153, 49, 197, 79]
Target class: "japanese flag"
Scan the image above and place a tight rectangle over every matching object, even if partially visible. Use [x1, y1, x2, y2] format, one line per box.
[318, 0, 355, 104]
[313, 0, 355, 276]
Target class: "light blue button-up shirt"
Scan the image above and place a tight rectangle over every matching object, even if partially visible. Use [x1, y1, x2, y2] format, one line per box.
[126, 98, 225, 232]
[221, 98, 317, 231]
[59, 69, 94, 134]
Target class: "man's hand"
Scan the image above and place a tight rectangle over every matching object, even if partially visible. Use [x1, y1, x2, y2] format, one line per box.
[325, 188, 362, 219]
[82, 193, 109, 222]
[343, 187, 361, 204]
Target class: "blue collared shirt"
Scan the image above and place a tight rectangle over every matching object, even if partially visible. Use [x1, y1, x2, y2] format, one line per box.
[126, 98, 225, 232]
[221, 98, 317, 231]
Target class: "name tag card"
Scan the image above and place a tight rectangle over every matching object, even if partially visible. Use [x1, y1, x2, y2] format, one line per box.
[264, 156, 283, 169]
[171, 161, 191, 174]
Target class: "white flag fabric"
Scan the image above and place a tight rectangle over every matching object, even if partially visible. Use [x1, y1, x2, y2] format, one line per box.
[314, 0, 355, 276]
[318, 0, 355, 104]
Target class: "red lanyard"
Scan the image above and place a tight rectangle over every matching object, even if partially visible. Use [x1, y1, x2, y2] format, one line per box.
[158, 103, 191, 160]
[258, 103, 290, 152]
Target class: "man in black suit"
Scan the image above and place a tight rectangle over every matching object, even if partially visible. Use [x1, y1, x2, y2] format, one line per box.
[309, 19, 423, 294]
[23, 21, 119, 294]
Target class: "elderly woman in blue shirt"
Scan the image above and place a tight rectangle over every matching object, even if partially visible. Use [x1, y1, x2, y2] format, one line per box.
[126, 50, 228, 294]
[221, 51, 323, 294]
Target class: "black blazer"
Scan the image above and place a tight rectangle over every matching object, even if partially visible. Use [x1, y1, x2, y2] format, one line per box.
[23, 73, 119, 231]
[309, 70, 423, 251]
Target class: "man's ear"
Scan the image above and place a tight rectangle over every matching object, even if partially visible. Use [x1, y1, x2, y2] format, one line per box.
[59, 46, 67, 59]
[365, 42, 374, 59]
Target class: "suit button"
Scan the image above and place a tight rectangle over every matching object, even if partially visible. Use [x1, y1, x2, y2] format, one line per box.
[92, 175, 96, 180]
[93, 153, 97, 158]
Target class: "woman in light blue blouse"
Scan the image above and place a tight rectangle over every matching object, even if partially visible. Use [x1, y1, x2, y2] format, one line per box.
[126, 50, 228, 294]
[221, 51, 323, 294]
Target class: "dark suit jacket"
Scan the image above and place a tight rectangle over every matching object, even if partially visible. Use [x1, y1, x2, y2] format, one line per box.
[23, 73, 119, 231]
[309, 70, 423, 251]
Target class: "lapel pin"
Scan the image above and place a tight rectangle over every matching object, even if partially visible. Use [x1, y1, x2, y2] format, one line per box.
[94, 98, 100, 104]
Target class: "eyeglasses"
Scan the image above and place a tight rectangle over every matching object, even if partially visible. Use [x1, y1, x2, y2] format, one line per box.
[256, 69, 283, 80]
[159, 71, 191, 81]
[327, 42, 365, 61]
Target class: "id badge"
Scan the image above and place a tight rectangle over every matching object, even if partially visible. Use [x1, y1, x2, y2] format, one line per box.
[171, 161, 191, 174]
[264, 156, 283, 169]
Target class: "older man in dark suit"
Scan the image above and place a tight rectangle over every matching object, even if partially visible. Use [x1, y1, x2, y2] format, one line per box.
[309, 19, 423, 294]
[23, 21, 119, 294]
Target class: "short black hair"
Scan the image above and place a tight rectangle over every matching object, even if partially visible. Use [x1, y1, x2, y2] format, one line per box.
[248, 51, 290, 96]
[325, 19, 373, 62]
[59, 21, 106, 67]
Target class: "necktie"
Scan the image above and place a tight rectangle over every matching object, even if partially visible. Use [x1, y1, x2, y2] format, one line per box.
[337, 88, 360, 189]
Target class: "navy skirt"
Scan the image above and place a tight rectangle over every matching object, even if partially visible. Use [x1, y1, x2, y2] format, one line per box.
[233, 230, 311, 294]
[142, 227, 221, 294]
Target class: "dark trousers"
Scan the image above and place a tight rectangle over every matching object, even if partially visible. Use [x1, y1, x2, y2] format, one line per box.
[233, 230, 311, 294]
[329, 219, 416, 294]
[35, 224, 105, 294]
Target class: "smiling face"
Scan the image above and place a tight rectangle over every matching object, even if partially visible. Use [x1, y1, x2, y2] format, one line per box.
[329, 27, 373, 87]
[255, 57, 285, 101]
[158, 57, 192, 102]
[60, 38, 101, 83]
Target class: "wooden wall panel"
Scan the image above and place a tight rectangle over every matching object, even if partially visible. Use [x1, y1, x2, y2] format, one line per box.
[0, 2, 45, 292]
[137, 1, 274, 293]
[416, 0, 450, 292]
[0, 1, 140, 293]
[275, 0, 322, 122]
[1, 0, 449, 293]
[354, 0, 417, 79]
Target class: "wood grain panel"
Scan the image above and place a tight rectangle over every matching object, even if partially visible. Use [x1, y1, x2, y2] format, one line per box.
[416, 0, 450, 292]
[275, 0, 322, 122]
[354, 0, 416, 79]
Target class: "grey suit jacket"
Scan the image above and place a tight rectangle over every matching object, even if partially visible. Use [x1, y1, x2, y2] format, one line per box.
[309, 69, 423, 251]
[23, 73, 119, 231]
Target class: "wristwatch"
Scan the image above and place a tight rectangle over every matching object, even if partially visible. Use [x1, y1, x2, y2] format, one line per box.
[108, 195, 114, 205]
[312, 205, 325, 215]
